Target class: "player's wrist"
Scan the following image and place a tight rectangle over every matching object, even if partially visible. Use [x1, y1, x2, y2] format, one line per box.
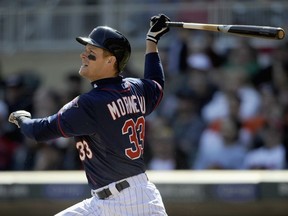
[146, 40, 158, 53]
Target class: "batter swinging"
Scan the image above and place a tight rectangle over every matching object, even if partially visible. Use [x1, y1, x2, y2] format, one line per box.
[8, 14, 170, 215]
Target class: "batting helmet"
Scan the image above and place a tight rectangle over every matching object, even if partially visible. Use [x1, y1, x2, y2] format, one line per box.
[76, 26, 131, 72]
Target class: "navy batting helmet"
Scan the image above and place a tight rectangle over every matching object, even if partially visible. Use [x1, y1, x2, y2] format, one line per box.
[76, 26, 131, 72]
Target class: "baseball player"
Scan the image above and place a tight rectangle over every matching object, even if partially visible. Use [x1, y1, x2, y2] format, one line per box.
[8, 14, 170, 215]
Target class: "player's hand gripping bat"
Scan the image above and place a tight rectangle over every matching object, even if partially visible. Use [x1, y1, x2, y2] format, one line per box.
[166, 21, 285, 40]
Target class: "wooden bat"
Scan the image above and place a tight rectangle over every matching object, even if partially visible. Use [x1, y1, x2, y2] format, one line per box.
[166, 21, 285, 40]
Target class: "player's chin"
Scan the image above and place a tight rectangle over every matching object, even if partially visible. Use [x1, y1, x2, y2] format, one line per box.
[79, 65, 88, 76]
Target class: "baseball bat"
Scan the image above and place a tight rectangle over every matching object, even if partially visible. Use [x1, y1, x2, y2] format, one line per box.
[166, 22, 285, 40]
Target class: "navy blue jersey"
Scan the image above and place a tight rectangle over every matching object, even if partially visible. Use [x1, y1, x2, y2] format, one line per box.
[20, 52, 164, 189]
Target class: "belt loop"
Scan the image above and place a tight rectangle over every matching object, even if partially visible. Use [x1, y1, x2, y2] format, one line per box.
[91, 190, 96, 197]
[108, 182, 119, 196]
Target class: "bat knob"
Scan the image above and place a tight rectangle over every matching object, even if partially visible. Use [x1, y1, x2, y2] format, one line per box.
[277, 28, 285, 40]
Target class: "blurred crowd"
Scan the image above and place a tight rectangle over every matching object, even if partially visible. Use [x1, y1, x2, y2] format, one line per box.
[0, 30, 288, 171]
[0, 71, 84, 170]
[145, 31, 288, 171]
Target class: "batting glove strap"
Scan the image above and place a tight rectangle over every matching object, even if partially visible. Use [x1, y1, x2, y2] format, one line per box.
[146, 35, 158, 43]
[8, 110, 31, 128]
[146, 14, 170, 44]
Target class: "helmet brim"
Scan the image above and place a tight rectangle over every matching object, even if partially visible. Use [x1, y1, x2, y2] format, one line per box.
[76, 37, 106, 50]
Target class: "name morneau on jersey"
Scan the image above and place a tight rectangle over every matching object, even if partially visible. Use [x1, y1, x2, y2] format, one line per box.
[107, 95, 146, 120]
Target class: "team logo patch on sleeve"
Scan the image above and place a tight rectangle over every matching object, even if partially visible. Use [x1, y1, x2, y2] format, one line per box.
[60, 96, 79, 113]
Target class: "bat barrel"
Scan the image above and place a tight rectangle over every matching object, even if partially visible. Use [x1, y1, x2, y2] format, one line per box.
[225, 25, 285, 40]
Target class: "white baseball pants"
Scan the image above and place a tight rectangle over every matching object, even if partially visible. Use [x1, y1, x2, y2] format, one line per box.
[55, 173, 167, 216]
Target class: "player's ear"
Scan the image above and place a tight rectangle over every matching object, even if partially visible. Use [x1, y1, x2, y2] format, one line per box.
[107, 56, 116, 64]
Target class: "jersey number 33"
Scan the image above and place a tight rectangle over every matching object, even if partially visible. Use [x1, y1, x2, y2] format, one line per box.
[76, 116, 145, 161]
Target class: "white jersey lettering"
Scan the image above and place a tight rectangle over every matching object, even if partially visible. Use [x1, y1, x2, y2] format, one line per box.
[107, 102, 121, 120]
[107, 96, 146, 120]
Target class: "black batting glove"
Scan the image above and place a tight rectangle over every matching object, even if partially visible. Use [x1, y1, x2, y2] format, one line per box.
[146, 14, 170, 44]
[8, 110, 31, 128]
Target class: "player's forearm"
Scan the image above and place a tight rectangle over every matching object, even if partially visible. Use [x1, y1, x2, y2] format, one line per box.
[145, 40, 158, 54]
[20, 114, 62, 142]
[144, 52, 164, 88]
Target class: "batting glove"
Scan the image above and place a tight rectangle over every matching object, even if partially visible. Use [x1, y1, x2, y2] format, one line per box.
[146, 14, 170, 44]
[8, 110, 31, 128]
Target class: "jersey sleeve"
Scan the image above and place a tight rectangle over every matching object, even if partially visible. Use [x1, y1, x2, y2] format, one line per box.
[141, 79, 163, 115]
[142, 52, 165, 114]
[20, 95, 98, 142]
[144, 52, 165, 88]
[20, 115, 61, 142]
[57, 95, 99, 137]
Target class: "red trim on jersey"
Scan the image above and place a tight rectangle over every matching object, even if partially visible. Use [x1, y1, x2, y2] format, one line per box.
[57, 112, 69, 138]
[152, 80, 163, 111]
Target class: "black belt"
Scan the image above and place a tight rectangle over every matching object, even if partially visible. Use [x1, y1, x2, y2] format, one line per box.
[96, 180, 130, 199]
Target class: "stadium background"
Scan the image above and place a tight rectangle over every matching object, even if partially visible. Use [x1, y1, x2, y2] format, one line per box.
[0, 0, 288, 215]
